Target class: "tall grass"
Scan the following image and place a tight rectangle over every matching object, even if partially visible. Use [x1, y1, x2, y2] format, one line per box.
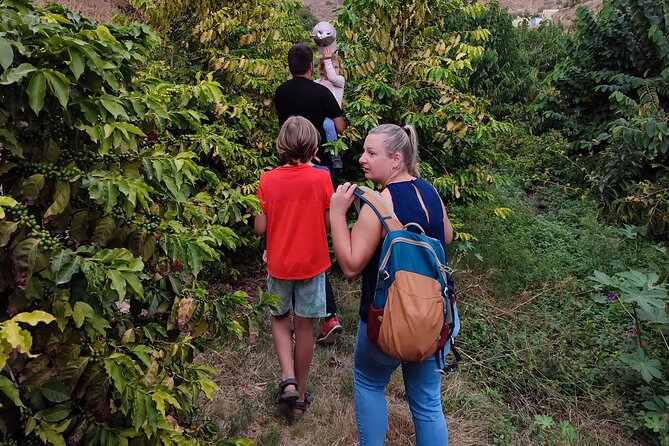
[196, 181, 657, 444]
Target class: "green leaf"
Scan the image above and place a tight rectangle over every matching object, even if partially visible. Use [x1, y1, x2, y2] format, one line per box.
[144, 395, 158, 432]
[34, 404, 71, 422]
[11, 238, 41, 283]
[12, 310, 55, 326]
[96, 25, 118, 44]
[110, 363, 126, 394]
[91, 216, 116, 247]
[642, 414, 666, 433]
[590, 270, 612, 286]
[51, 249, 81, 285]
[59, 357, 89, 384]
[620, 349, 663, 383]
[44, 70, 70, 109]
[108, 270, 127, 300]
[198, 377, 219, 400]
[0, 375, 25, 408]
[43, 429, 66, 446]
[72, 302, 95, 328]
[188, 243, 203, 277]
[99, 97, 126, 119]
[0, 37, 14, 70]
[0, 63, 36, 85]
[69, 211, 89, 246]
[27, 72, 46, 115]
[645, 121, 657, 138]
[44, 180, 70, 219]
[40, 381, 71, 403]
[113, 122, 145, 137]
[0, 129, 20, 156]
[0, 221, 19, 247]
[67, 48, 85, 81]
[559, 420, 578, 442]
[24, 416, 36, 434]
[123, 272, 143, 298]
[132, 392, 147, 431]
[20, 174, 45, 201]
[589, 293, 609, 304]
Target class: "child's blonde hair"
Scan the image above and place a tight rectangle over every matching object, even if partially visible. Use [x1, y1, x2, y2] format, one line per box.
[276, 116, 320, 164]
[319, 53, 343, 79]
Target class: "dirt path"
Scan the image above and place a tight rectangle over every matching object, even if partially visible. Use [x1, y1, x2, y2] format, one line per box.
[200, 274, 481, 445]
[300, 0, 343, 21]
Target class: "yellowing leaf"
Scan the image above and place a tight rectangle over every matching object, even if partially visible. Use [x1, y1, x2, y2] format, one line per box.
[456, 231, 478, 241]
[1, 320, 31, 353]
[12, 310, 55, 326]
[493, 207, 513, 219]
[143, 359, 159, 387]
[0, 196, 18, 208]
[177, 298, 195, 330]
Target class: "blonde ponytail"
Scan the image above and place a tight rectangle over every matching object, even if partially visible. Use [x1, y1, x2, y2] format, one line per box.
[368, 123, 420, 177]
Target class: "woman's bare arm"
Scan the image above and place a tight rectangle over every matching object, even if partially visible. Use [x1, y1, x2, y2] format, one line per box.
[330, 183, 383, 278]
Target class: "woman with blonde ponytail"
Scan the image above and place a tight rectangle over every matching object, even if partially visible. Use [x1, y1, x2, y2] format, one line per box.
[329, 123, 455, 445]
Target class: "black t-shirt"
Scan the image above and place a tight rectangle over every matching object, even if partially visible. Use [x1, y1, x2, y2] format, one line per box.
[274, 77, 343, 164]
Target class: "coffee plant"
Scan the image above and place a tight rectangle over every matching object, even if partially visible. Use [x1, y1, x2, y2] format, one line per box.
[0, 1, 275, 444]
[336, 0, 510, 203]
[129, 0, 309, 190]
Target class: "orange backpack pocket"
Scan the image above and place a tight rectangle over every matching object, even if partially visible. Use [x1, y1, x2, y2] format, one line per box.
[377, 270, 444, 362]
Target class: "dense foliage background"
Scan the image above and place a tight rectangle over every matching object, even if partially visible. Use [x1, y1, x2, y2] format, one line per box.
[0, 0, 667, 445]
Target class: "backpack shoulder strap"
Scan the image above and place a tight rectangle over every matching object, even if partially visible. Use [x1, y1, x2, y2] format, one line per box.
[353, 186, 404, 233]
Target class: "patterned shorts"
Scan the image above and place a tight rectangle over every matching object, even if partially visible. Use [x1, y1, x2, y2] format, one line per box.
[267, 272, 327, 318]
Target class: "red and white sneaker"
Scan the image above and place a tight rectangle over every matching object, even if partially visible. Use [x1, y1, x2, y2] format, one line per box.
[317, 316, 343, 345]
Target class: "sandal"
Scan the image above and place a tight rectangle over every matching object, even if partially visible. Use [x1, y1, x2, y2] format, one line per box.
[288, 392, 312, 420]
[276, 378, 299, 405]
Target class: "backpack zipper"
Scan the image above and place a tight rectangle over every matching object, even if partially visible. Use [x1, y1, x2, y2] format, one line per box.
[379, 236, 447, 280]
[378, 236, 454, 323]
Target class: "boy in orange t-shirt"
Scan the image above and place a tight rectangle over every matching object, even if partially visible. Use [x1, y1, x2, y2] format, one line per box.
[254, 116, 334, 417]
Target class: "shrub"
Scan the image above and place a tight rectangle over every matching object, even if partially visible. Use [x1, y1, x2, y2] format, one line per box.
[335, 0, 509, 203]
[0, 2, 275, 444]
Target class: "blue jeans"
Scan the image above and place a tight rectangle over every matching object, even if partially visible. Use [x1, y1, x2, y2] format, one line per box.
[323, 117, 338, 142]
[354, 321, 449, 445]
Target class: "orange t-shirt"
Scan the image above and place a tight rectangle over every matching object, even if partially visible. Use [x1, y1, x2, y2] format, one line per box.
[258, 165, 334, 280]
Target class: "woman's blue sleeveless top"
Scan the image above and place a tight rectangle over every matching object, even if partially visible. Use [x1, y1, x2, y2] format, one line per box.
[359, 178, 447, 323]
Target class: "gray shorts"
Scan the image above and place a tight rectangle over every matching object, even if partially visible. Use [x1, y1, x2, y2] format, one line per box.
[268, 272, 327, 318]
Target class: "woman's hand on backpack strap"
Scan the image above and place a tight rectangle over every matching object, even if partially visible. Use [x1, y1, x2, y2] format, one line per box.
[331, 182, 357, 216]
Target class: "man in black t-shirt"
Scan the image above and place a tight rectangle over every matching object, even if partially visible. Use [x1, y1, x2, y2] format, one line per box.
[273, 43, 346, 347]
[274, 43, 346, 170]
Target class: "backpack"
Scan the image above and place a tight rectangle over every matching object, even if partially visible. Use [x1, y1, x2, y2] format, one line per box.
[354, 186, 461, 373]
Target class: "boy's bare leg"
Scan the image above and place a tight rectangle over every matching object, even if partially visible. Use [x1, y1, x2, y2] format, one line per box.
[293, 316, 315, 407]
[271, 314, 297, 393]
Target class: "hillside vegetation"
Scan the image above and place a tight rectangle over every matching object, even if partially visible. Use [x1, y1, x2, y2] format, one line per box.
[45, 0, 603, 28]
